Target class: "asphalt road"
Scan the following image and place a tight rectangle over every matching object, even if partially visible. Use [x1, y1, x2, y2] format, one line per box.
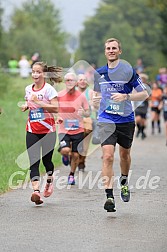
[0, 124, 167, 252]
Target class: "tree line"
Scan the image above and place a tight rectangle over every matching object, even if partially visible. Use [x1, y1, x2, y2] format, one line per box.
[0, 0, 166, 75]
[77, 0, 167, 73]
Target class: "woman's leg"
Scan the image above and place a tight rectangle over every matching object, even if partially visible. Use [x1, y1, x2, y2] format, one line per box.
[41, 132, 56, 178]
[26, 132, 41, 190]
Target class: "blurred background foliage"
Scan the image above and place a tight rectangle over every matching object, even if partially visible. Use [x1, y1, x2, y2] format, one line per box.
[76, 0, 167, 77]
[0, 0, 167, 75]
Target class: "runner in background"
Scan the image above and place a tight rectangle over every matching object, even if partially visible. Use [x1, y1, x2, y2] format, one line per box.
[57, 72, 90, 185]
[134, 73, 149, 139]
[159, 85, 167, 146]
[76, 74, 94, 171]
[156, 67, 167, 90]
[150, 82, 163, 134]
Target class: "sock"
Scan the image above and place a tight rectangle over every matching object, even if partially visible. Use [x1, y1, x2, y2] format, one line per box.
[120, 174, 128, 186]
[69, 172, 74, 176]
[137, 123, 141, 131]
[152, 121, 154, 130]
[34, 189, 40, 192]
[140, 126, 144, 133]
[105, 188, 114, 199]
[157, 120, 161, 132]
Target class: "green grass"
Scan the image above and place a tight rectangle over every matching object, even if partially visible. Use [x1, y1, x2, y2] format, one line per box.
[0, 75, 61, 194]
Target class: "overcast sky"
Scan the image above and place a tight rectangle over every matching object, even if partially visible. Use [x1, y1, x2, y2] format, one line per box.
[1, 0, 101, 35]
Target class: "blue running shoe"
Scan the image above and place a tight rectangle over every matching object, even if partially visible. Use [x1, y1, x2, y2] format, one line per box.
[68, 175, 75, 185]
[120, 185, 130, 202]
[62, 155, 69, 166]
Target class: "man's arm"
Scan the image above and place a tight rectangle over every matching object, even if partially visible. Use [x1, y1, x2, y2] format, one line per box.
[111, 89, 149, 102]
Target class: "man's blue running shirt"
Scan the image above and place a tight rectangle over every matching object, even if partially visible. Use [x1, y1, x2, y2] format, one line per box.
[94, 60, 146, 124]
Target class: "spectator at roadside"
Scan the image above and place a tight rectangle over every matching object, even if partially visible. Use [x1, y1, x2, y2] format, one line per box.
[8, 56, 18, 75]
[18, 55, 31, 78]
[31, 52, 40, 67]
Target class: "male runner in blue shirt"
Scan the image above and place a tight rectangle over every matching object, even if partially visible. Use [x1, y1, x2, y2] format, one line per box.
[93, 38, 149, 212]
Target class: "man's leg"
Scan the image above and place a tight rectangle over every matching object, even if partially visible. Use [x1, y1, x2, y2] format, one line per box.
[70, 152, 79, 174]
[58, 133, 71, 166]
[60, 147, 71, 166]
[119, 146, 131, 202]
[102, 145, 116, 212]
[67, 133, 84, 185]
[102, 145, 115, 188]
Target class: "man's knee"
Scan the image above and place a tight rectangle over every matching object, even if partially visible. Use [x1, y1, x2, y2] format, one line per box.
[120, 151, 131, 161]
[103, 153, 114, 163]
[60, 147, 71, 156]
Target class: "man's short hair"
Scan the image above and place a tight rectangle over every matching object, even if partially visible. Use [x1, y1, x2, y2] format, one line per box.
[104, 38, 122, 50]
[64, 72, 77, 81]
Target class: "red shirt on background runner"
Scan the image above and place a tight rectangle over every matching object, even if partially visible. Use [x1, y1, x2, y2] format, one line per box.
[58, 89, 89, 135]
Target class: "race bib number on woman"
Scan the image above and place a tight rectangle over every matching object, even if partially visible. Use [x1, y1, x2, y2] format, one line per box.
[29, 108, 45, 122]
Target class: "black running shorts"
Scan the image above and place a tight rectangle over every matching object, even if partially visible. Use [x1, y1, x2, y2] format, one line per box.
[97, 122, 135, 149]
[58, 132, 84, 153]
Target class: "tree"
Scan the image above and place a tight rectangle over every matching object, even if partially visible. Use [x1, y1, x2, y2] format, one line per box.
[0, 5, 3, 54]
[147, 0, 167, 60]
[0, 0, 70, 67]
[77, 0, 163, 68]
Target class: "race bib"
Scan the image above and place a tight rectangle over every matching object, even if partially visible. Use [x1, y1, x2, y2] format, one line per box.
[105, 99, 125, 115]
[64, 119, 79, 130]
[153, 101, 159, 107]
[30, 108, 45, 122]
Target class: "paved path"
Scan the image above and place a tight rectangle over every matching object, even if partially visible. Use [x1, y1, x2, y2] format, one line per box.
[0, 124, 167, 252]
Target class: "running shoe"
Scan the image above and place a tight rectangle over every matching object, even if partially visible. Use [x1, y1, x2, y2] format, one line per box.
[62, 155, 69, 166]
[68, 175, 75, 185]
[136, 130, 140, 138]
[104, 197, 116, 212]
[120, 185, 130, 202]
[31, 191, 43, 205]
[43, 182, 54, 198]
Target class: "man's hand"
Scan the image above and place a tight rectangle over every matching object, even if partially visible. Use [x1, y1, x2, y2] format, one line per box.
[78, 107, 84, 117]
[111, 93, 127, 102]
[56, 116, 63, 124]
